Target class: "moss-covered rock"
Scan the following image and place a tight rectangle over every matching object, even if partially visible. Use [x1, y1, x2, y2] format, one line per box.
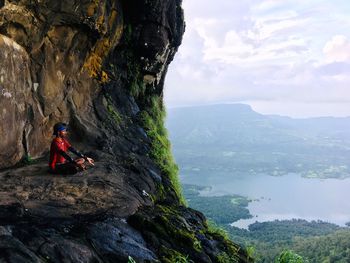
[128, 205, 252, 263]
[0, 0, 251, 262]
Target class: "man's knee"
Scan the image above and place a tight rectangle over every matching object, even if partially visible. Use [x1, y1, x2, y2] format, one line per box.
[75, 158, 85, 164]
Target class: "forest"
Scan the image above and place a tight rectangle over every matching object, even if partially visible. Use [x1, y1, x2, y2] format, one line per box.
[183, 184, 350, 262]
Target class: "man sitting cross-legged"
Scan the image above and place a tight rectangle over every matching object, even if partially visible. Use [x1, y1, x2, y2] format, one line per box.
[49, 122, 94, 175]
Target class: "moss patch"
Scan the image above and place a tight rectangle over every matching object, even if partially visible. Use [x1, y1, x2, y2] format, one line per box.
[128, 205, 204, 262]
[102, 95, 122, 125]
[83, 2, 123, 82]
[160, 247, 194, 263]
[217, 252, 239, 263]
[139, 96, 185, 204]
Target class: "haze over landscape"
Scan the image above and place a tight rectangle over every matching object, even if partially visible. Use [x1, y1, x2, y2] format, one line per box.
[164, 1, 350, 261]
[166, 104, 350, 261]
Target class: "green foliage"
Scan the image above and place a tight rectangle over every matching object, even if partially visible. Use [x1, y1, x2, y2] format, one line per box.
[275, 250, 306, 263]
[102, 94, 122, 126]
[226, 219, 342, 262]
[217, 252, 239, 263]
[236, 219, 340, 244]
[121, 26, 146, 100]
[140, 96, 185, 204]
[193, 239, 202, 251]
[173, 255, 194, 263]
[130, 77, 146, 99]
[246, 246, 258, 261]
[183, 184, 251, 224]
[127, 256, 136, 263]
[291, 229, 350, 263]
[106, 100, 122, 124]
[182, 184, 349, 262]
[125, 50, 145, 99]
[122, 23, 184, 204]
[160, 247, 194, 263]
[205, 221, 245, 262]
[22, 154, 37, 165]
[126, 24, 132, 42]
[207, 220, 230, 240]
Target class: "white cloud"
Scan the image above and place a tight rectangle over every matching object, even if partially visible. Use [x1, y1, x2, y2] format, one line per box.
[254, 16, 308, 41]
[323, 35, 350, 62]
[253, 0, 284, 12]
[165, 0, 350, 117]
[190, 7, 309, 66]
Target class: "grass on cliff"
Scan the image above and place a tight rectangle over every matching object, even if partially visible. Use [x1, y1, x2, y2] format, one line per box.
[120, 23, 185, 205]
[140, 96, 186, 205]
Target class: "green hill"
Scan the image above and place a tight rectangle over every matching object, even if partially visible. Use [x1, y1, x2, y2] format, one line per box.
[166, 104, 350, 178]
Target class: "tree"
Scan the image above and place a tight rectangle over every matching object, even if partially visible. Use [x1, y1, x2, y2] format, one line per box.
[275, 250, 307, 263]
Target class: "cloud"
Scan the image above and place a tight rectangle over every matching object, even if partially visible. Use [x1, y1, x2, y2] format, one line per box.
[189, 5, 310, 66]
[253, 0, 284, 12]
[317, 62, 350, 76]
[164, 0, 350, 117]
[323, 35, 350, 62]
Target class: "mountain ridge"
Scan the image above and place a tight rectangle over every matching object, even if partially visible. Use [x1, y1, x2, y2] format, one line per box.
[167, 103, 350, 179]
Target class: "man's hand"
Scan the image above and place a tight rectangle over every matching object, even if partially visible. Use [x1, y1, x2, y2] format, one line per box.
[85, 157, 95, 166]
[74, 159, 86, 170]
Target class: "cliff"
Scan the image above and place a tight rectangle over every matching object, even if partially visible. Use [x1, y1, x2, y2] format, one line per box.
[0, 1, 251, 262]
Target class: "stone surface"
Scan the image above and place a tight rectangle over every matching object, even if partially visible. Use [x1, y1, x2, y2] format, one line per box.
[0, 0, 251, 262]
[0, 34, 32, 168]
[0, 156, 158, 220]
[0, 0, 184, 169]
[87, 218, 157, 262]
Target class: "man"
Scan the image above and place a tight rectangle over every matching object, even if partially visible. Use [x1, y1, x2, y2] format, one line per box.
[49, 122, 94, 174]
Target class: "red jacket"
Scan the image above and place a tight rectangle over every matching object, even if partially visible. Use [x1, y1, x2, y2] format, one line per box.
[49, 137, 72, 170]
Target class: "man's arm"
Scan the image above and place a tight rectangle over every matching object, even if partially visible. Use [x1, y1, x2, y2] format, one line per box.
[58, 150, 75, 163]
[68, 146, 95, 166]
[68, 146, 85, 159]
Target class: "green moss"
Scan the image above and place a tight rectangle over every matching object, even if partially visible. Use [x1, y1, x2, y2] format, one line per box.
[139, 96, 186, 205]
[125, 57, 145, 99]
[135, 205, 202, 255]
[106, 101, 122, 124]
[130, 77, 146, 99]
[206, 220, 246, 262]
[123, 23, 133, 44]
[207, 220, 230, 240]
[127, 256, 136, 263]
[175, 228, 201, 252]
[193, 239, 202, 251]
[155, 184, 166, 201]
[160, 247, 194, 263]
[121, 25, 147, 100]
[217, 252, 239, 263]
[103, 95, 122, 125]
[246, 246, 257, 262]
[22, 154, 36, 165]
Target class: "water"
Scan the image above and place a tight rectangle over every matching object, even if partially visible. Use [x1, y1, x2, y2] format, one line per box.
[181, 172, 350, 229]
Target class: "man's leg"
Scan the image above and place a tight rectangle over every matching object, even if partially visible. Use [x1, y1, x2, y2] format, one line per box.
[74, 158, 86, 170]
[54, 162, 79, 175]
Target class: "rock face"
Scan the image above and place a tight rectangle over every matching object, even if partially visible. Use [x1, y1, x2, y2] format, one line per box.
[0, 1, 251, 262]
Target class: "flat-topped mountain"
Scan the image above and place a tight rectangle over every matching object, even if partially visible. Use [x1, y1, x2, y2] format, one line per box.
[167, 104, 350, 178]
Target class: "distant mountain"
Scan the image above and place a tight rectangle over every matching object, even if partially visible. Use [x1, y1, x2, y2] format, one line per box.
[166, 104, 350, 178]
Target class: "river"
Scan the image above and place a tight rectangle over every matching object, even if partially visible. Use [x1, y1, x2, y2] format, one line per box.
[180, 172, 350, 229]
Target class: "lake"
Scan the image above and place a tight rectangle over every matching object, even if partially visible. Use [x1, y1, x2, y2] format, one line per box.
[180, 172, 350, 229]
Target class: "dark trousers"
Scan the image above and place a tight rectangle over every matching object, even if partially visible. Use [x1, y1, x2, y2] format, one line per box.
[50, 162, 79, 175]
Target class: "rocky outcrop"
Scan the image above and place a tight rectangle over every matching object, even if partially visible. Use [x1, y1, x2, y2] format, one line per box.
[0, 0, 251, 262]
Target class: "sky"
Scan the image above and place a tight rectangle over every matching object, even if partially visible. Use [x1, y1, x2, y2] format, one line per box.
[164, 0, 350, 118]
